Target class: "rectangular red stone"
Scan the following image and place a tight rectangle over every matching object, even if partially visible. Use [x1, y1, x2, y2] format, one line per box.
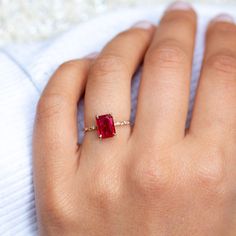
[96, 114, 116, 139]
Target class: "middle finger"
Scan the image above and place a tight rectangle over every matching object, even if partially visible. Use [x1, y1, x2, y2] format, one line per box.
[134, 3, 197, 145]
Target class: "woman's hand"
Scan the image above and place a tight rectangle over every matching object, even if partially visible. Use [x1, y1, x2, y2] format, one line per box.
[33, 2, 236, 236]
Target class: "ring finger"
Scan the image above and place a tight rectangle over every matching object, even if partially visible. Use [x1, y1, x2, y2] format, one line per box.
[83, 22, 155, 148]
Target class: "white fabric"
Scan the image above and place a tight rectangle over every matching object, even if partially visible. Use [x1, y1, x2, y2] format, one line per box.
[0, 4, 236, 235]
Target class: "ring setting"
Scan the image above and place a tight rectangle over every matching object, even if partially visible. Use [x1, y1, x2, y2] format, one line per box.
[84, 114, 131, 139]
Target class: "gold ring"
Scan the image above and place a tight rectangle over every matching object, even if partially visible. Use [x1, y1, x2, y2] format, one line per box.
[84, 114, 131, 139]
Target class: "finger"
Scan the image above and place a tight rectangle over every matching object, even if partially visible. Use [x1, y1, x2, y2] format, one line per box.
[33, 56, 94, 177]
[84, 22, 155, 144]
[189, 15, 236, 143]
[134, 3, 197, 145]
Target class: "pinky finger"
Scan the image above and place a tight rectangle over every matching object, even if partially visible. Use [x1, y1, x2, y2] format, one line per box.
[33, 54, 96, 204]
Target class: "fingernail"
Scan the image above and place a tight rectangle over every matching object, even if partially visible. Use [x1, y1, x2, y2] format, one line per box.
[166, 1, 192, 11]
[211, 14, 234, 23]
[85, 52, 99, 59]
[132, 21, 154, 30]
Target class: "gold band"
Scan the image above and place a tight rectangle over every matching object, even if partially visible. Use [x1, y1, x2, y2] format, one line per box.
[84, 120, 131, 133]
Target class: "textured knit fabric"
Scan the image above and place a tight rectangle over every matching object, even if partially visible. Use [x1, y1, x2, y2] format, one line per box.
[0, 4, 236, 235]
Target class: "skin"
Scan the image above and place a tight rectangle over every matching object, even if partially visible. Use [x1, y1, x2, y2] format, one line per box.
[33, 5, 236, 236]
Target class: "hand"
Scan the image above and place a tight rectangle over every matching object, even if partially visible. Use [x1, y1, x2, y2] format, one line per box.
[33, 3, 236, 236]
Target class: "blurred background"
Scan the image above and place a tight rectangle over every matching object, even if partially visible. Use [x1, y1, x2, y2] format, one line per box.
[1, 0, 236, 46]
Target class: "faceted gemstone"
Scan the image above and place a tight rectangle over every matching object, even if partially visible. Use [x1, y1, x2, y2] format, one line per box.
[96, 114, 116, 139]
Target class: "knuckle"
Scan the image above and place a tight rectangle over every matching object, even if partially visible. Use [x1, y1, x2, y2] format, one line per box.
[145, 40, 188, 70]
[206, 52, 236, 78]
[195, 147, 225, 189]
[91, 53, 129, 79]
[43, 189, 75, 227]
[89, 169, 121, 208]
[131, 158, 170, 196]
[44, 199, 66, 223]
[36, 93, 68, 121]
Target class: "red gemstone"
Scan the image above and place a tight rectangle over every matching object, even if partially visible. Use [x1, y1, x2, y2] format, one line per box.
[96, 114, 116, 139]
